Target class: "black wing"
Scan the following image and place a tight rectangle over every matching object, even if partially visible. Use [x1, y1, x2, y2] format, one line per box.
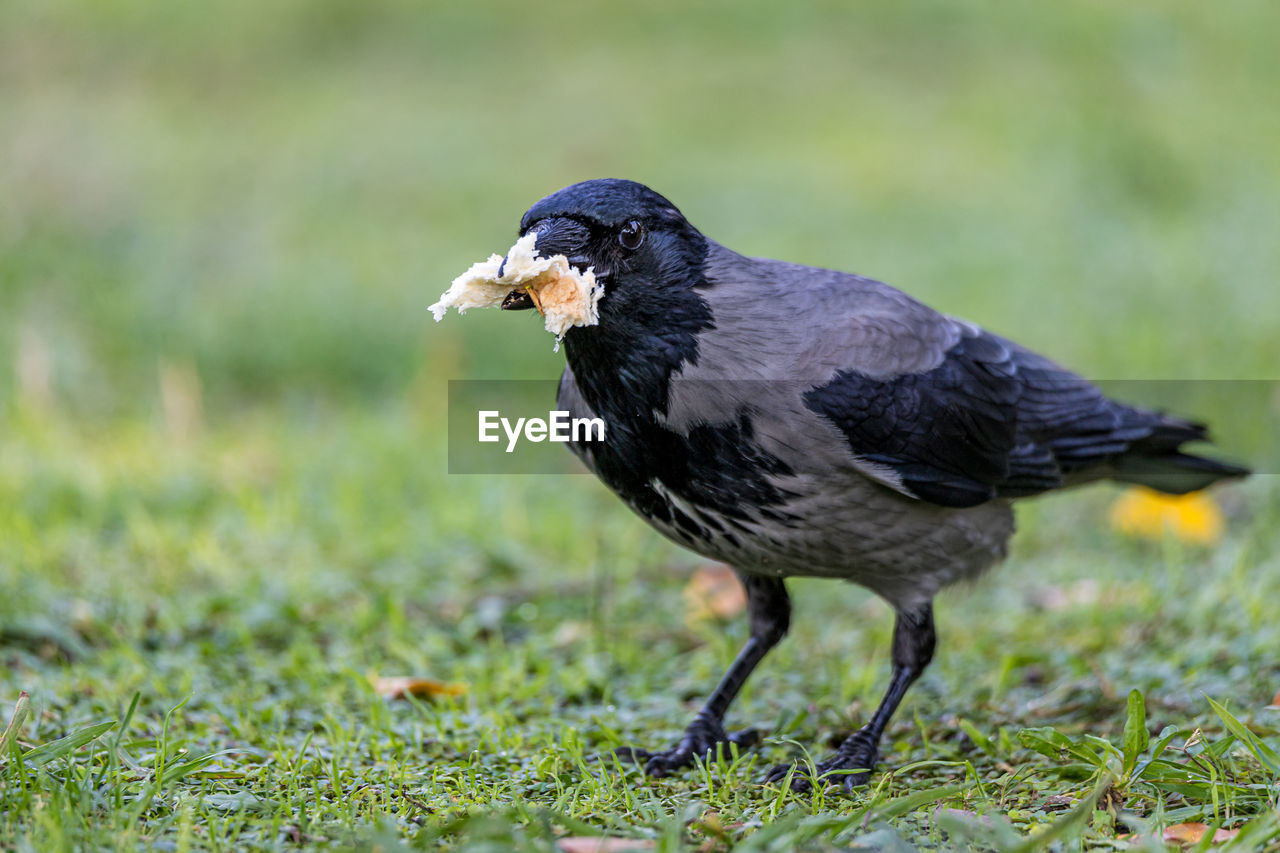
[803, 327, 1241, 508]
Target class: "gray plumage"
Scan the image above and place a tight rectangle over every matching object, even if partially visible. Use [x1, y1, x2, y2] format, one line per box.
[498, 178, 1247, 791]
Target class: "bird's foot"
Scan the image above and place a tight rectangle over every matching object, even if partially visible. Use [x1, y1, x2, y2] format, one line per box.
[616, 713, 759, 777]
[765, 729, 879, 793]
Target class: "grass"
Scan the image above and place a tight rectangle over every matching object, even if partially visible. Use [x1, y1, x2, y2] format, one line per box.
[2, 411, 1278, 850]
[3, 0, 1280, 849]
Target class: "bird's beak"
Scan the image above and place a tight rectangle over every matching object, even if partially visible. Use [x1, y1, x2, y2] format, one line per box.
[499, 217, 594, 311]
[500, 289, 535, 311]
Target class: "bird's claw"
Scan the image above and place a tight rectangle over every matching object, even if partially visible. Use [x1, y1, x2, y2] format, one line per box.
[765, 730, 878, 793]
[615, 714, 759, 777]
[608, 745, 656, 764]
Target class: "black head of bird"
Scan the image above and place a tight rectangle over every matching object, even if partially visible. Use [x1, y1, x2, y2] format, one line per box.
[502, 179, 709, 326]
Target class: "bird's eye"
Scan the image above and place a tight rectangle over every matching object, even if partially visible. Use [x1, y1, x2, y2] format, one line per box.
[618, 220, 645, 250]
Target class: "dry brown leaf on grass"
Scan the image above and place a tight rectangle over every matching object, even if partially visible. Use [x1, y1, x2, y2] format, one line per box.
[683, 563, 746, 626]
[1040, 793, 1075, 811]
[556, 838, 655, 853]
[370, 675, 466, 701]
[1162, 823, 1239, 846]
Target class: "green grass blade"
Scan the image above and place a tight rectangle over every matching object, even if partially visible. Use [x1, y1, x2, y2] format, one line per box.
[159, 750, 235, 786]
[1205, 696, 1280, 775]
[21, 721, 117, 768]
[872, 782, 970, 820]
[1123, 688, 1150, 777]
[1008, 774, 1112, 853]
[0, 692, 32, 762]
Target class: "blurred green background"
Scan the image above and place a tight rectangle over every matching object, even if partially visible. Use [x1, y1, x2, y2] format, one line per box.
[3, 0, 1278, 423]
[3, 1, 1279, 848]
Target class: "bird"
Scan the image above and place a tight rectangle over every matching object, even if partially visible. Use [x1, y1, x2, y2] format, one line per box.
[494, 178, 1248, 792]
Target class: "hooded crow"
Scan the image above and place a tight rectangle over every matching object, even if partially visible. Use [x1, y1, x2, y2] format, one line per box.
[495, 178, 1248, 791]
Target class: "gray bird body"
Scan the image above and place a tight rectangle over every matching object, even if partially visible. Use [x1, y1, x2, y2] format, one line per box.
[559, 242, 1015, 609]
[498, 178, 1245, 790]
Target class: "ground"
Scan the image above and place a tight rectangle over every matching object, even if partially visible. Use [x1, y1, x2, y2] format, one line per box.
[2, 1, 1279, 850]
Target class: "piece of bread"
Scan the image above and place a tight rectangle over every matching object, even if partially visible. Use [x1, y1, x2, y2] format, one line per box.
[430, 233, 603, 343]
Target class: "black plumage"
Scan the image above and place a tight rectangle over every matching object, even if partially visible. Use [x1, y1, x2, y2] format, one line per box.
[488, 178, 1247, 791]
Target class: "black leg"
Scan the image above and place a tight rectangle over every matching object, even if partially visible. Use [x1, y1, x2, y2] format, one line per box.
[620, 573, 790, 777]
[767, 602, 936, 792]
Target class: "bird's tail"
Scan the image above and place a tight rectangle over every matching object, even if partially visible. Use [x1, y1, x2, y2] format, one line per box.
[1111, 416, 1250, 494]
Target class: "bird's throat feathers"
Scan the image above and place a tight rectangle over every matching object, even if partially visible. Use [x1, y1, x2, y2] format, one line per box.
[561, 247, 715, 423]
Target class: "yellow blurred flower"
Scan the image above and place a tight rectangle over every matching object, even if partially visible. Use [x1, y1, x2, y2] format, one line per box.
[1109, 487, 1225, 544]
